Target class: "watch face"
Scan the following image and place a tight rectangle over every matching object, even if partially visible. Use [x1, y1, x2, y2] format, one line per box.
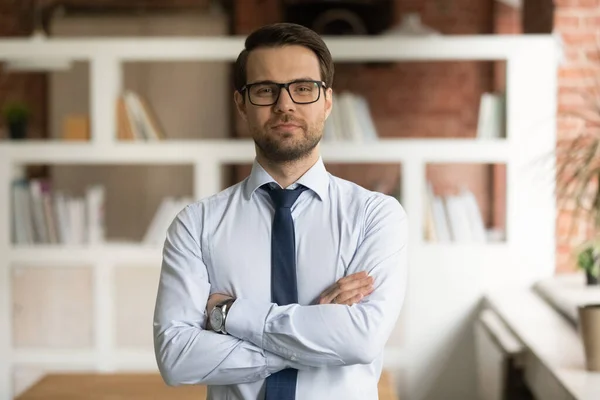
[210, 308, 223, 330]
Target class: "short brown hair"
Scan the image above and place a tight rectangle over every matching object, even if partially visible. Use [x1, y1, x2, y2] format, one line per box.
[233, 22, 334, 93]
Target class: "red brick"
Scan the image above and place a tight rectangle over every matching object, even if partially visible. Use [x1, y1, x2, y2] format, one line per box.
[564, 106, 600, 124]
[585, 48, 600, 61]
[557, 210, 579, 237]
[556, 258, 578, 274]
[561, 31, 600, 46]
[555, 14, 581, 29]
[563, 48, 586, 63]
[555, 0, 600, 8]
[494, 2, 521, 34]
[583, 15, 600, 27]
[558, 115, 586, 133]
[558, 66, 600, 80]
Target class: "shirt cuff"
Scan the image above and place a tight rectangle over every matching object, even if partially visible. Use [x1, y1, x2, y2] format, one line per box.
[265, 351, 289, 375]
[225, 298, 273, 349]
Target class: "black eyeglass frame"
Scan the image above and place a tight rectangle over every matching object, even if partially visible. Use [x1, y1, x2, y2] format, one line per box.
[240, 79, 327, 106]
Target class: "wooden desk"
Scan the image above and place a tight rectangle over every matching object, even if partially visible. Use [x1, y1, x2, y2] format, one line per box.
[17, 370, 399, 399]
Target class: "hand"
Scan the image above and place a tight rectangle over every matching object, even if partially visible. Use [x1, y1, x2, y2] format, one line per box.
[318, 271, 374, 306]
[206, 293, 234, 330]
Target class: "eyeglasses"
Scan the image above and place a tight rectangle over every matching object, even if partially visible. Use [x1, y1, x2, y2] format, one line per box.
[240, 79, 326, 106]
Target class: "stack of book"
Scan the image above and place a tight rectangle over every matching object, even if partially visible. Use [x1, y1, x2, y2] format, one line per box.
[116, 90, 167, 141]
[323, 91, 379, 142]
[11, 178, 105, 245]
[424, 182, 491, 243]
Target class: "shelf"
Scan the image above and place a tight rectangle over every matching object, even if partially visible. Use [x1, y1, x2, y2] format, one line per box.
[0, 35, 556, 62]
[9, 243, 162, 265]
[485, 289, 600, 400]
[0, 138, 510, 164]
[419, 241, 508, 251]
[7, 242, 509, 266]
[418, 242, 510, 263]
[533, 273, 600, 325]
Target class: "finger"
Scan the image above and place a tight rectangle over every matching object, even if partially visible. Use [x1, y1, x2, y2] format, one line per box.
[337, 279, 375, 303]
[319, 274, 373, 304]
[319, 281, 349, 304]
[337, 276, 374, 295]
[319, 284, 343, 304]
[336, 286, 368, 304]
[324, 277, 373, 304]
[336, 271, 368, 285]
[319, 285, 338, 303]
[340, 293, 363, 306]
[320, 288, 341, 304]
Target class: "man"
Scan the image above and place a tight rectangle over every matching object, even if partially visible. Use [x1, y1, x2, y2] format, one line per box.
[153, 22, 408, 400]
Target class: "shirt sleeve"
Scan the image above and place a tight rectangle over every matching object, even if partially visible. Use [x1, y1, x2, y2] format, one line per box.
[153, 204, 311, 386]
[226, 195, 408, 367]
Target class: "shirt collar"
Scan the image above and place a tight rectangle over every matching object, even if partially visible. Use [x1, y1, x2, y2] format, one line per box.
[243, 157, 329, 201]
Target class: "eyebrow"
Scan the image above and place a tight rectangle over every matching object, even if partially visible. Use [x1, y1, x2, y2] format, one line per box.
[246, 77, 319, 86]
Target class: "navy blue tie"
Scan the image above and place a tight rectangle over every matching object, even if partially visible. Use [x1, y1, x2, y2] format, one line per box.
[263, 184, 307, 400]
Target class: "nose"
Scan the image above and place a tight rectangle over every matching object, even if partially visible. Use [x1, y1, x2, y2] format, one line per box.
[274, 87, 296, 113]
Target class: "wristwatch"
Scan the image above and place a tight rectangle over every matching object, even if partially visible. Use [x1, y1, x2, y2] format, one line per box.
[209, 299, 235, 334]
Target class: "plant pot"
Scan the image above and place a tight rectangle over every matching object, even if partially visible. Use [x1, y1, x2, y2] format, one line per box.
[586, 271, 599, 285]
[8, 120, 27, 140]
[578, 304, 600, 372]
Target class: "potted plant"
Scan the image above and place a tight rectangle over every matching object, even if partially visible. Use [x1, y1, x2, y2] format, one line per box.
[555, 59, 600, 285]
[558, 134, 600, 372]
[576, 240, 600, 285]
[2, 101, 31, 140]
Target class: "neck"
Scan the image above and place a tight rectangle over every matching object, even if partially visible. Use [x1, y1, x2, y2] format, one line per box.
[256, 147, 320, 188]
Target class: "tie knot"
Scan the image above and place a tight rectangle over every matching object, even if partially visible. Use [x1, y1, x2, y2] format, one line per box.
[263, 184, 307, 208]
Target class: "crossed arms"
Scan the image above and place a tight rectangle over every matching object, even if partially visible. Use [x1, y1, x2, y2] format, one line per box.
[153, 196, 408, 386]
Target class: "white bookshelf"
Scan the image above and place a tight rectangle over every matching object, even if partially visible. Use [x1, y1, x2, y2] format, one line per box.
[0, 35, 558, 400]
[0, 138, 510, 163]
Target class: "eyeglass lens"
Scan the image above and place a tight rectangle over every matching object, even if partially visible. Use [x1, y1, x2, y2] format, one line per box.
[249, 81, 320, 105]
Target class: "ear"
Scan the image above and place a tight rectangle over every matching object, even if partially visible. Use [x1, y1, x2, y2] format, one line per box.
[324, 87, 333, 120]
[234, 90, 248, 121]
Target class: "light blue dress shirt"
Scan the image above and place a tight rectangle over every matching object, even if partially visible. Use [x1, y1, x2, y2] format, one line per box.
[153, 156, 408, 400]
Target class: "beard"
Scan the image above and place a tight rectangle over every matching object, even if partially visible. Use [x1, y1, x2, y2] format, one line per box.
[251, 114, 324, 163]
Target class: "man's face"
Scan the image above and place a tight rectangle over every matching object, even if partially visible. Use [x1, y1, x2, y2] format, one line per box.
[235, 45, 333, 163]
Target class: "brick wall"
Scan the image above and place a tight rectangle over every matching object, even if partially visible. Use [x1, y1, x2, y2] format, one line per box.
[554, 0, 600, 273]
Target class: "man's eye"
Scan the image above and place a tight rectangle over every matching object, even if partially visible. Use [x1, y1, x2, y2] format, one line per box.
[294, 85, 313, 92]
[256, 87, 273, 94]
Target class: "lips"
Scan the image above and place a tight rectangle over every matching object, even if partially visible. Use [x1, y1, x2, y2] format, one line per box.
[273, 123, 300, 129]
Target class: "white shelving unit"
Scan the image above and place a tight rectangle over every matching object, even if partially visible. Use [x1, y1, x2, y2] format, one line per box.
[0, 35, 558, 400]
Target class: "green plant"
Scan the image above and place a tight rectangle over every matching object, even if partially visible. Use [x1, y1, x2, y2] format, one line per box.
[2, 101, 31, 125]
[577, 241, 600, 279]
